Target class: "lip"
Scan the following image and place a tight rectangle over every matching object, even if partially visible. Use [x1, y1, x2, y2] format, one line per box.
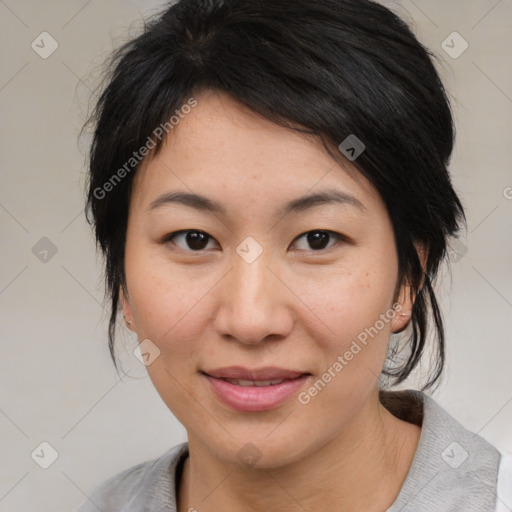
[203, 366, 308, 380]
[202, 366, 311, 412]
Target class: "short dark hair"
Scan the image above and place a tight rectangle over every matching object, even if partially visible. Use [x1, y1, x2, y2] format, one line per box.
[83, 0, 466, 391]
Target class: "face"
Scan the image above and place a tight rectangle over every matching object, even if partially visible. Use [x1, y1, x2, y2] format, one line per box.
[121, 89, 422, 468]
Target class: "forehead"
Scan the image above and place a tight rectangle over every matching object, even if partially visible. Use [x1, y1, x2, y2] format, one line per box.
[132, 89, 383, 218]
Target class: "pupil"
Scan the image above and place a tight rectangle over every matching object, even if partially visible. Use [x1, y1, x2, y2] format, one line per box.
[187, 231, 208, 250]
[308, 231, 329, 250]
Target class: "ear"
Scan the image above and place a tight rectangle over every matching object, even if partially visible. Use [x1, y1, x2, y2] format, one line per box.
[120, 286, 136, 332]
[390, 242, 428, 334]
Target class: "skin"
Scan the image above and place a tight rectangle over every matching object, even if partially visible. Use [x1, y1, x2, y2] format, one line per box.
[121, 88, 427, 512]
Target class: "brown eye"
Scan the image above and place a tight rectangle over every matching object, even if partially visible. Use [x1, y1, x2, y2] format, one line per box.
[164, 230, 217, 251]
[162, 229, 345, 253]
[293, 230, 343, 251]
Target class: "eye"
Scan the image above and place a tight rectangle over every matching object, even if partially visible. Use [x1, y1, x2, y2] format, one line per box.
[292, 230, 344, 251]
[163, 230, 218, 252]
[162, 229, 346, 253]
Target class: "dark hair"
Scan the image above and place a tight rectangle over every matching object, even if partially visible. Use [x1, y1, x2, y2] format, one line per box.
[83, 0, 466, 391]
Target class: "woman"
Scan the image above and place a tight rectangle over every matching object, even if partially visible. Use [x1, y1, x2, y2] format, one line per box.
[75, 0, 511, 510]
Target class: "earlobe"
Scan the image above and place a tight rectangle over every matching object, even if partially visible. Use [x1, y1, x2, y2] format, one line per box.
[119, 286, 135, 331]
[391, 242, 428, 334]
[391, 287, 413, 334]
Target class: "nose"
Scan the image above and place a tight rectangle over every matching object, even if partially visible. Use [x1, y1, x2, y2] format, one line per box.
[212, 250, 294, 345]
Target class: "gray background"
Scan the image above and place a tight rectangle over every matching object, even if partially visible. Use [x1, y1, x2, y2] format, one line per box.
[0, 1, 511, 510]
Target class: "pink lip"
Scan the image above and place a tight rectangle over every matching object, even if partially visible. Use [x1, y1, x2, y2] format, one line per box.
[202, 370, 310, 412]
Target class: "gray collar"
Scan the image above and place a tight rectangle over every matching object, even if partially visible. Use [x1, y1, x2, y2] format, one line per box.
[385, 389, 501, 512]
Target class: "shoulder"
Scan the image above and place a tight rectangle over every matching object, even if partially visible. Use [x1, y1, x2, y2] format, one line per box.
[73, 442, 189, 512]
[384, 390, 507, 512]
[496, 451, 512, 512]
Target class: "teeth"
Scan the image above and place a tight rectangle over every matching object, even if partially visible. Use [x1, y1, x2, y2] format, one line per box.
[255, 379, 285, 386]
[224, 378, 285, 386]
[238, 379, 257, 386]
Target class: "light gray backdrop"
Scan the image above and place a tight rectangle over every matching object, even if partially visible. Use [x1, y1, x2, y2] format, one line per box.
[0, 1, 511, 510]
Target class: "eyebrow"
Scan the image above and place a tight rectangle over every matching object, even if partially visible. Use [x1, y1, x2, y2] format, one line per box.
[147, 189, 366, 217]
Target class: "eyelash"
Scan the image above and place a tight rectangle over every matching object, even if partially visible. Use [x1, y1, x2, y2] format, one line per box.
[161, 229, 347, 253]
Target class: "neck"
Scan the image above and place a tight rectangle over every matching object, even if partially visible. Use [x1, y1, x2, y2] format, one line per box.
[178, 390, 421, 512]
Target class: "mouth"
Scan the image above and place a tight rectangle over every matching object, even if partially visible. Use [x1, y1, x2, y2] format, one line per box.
[217, 377, 291, 387]
[200, 366, 312, 412]
[202, 365, 310, 381]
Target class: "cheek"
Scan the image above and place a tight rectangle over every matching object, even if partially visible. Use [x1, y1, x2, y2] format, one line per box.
[293, 259, 398, 398]
[125, 248, 235, 380]
[130, 273, 207, 354]
[297, 262, 397, 343]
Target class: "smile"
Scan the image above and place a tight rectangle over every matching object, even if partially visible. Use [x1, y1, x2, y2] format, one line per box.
[202, 370, 311, 412]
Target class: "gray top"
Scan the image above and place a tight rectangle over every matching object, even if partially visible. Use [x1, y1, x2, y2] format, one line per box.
[74, 390, 503, 512]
